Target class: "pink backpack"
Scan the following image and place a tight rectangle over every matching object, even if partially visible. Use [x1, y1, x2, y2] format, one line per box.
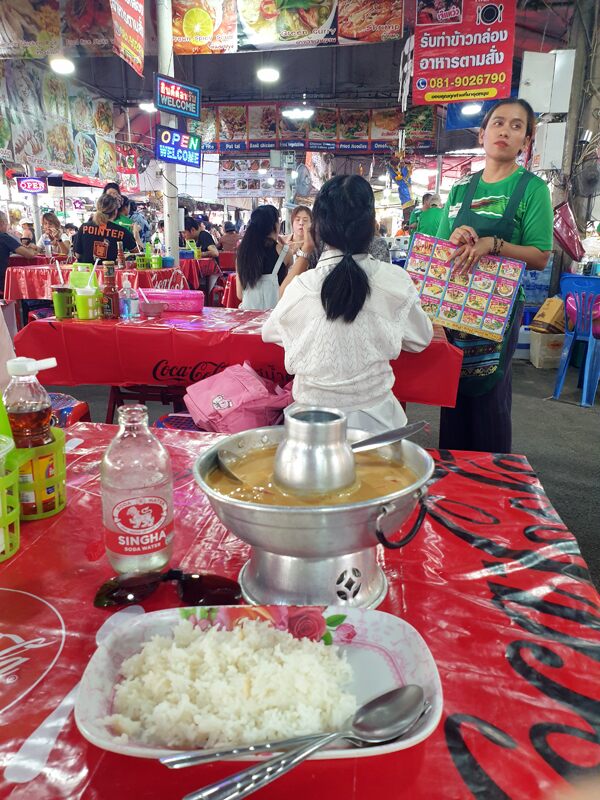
[184, 362, 292, 433]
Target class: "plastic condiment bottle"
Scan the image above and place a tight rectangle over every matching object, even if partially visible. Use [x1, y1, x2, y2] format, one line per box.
[101, 405, 174, 574]
[3, 357, 57, 515]
[116, 240, 126, 270]
[119, 278, 140, 320]
[102, 262, 119, 319]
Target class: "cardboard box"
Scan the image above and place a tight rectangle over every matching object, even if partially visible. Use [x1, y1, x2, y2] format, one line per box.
[514, 325, 531, 360]
[529, 331, 564, 368]
[530, 297, 565, 334]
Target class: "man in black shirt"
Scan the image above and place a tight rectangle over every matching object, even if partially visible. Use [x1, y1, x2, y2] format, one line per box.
[179, 217, 218, 258]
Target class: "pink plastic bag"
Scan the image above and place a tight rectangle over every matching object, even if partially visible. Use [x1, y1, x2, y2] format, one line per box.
[184, 362, 292, 433]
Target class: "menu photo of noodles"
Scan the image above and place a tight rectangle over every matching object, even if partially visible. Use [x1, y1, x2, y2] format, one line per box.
[407, 234, 525, 341]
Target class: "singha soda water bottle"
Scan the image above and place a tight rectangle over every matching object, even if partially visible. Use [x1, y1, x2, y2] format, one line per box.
[101, 405, 174, 574]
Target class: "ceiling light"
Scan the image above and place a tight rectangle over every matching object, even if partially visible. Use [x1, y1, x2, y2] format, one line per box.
[257, 67, 280, 83]
[378, 174, 388, 183]
[461, 103, 483, 116]
[139, 101, 157, 113]
[281, 107, 314, 121]
[290, 170, 298, 180]
[49, 55, 75, 75]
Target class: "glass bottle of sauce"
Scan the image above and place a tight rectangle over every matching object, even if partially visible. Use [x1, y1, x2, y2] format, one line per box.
[102, 261, 119, 319]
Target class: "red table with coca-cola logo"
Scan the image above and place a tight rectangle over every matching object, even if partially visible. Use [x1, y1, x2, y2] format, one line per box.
[0, 423, 598, 800]
[13, 309, 463, 409]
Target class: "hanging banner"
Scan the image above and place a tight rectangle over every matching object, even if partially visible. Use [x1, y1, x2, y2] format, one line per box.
[187, 103, 403, 154]
[218, 158, 286, 198]
[172, 0, 403, 54]
[412, 0, 515, 106]
[109, 0, 145, 77]
[117, 145, 140, 193]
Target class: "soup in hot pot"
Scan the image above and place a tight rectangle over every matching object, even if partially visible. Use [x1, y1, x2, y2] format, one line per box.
[206, 446, 417, 507]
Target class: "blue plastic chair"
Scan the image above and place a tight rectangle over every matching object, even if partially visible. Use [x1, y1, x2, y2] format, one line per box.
[553, 274, 600, 407]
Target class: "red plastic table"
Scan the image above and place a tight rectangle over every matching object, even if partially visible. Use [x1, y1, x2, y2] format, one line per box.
[4, 266, 193, 301]
[0, 423, 598, 800]
[14, 309, 463, 408]
[180, 258, 221, 293]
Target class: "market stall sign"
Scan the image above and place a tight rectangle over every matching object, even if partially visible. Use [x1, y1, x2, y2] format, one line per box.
[110, 0, 145, 78]
[188, 103, 402, 154]
[155, 125, 201, 168]
[16, 177, 48, 194]
[412, 0, 515, 105]
[155, 75, 201, 120]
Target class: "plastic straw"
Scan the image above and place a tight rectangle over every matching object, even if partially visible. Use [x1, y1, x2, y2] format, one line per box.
[138, 286, 149, 303]
[87, 259, 100, 287]
[54, 258, 64, 285]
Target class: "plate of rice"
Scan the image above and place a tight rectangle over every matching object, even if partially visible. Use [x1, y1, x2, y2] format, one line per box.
[74, 605, 442, 760]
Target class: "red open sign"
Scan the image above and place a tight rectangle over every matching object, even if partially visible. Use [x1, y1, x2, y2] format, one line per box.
[16, 177, 48, 194]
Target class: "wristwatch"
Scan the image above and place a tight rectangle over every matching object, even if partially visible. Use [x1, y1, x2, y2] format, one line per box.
[296, 249, 311, 259]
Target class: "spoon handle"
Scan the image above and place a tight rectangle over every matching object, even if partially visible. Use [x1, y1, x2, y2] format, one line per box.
[182, 732, 341, 800]
[161, 733, 325, 768]
[351, 420, 429, 453]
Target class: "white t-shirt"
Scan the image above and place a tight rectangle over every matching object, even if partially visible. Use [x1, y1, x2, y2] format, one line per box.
[37, 234, 69, 249]
[262, 249, 433, 428]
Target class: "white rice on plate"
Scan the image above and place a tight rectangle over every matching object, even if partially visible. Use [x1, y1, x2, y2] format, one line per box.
[106, 619, 356, 749]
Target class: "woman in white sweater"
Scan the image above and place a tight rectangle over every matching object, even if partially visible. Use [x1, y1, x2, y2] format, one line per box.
[262, 175, 433, 433]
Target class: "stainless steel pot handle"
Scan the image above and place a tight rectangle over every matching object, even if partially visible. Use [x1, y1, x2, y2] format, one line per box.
[375, 490, 426, 550]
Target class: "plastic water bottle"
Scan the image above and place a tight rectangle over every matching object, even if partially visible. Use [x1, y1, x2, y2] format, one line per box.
[42, 235, 52, 258]
[3, 357, 58, 515]
[119, 278, 140, 320]
[101, 405, 174, 574]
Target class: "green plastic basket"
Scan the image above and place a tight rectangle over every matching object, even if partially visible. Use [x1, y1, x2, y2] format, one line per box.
[16, 427, 66, 522]
[0, 445, 21, 564]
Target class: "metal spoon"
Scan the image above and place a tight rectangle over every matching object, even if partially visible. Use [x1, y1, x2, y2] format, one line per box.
[182, 685, 425, 800]
[161, 699, 431, 769]
[217, 420, 429, 483]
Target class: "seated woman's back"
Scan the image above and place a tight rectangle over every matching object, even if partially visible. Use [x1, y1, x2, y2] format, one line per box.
[262, 175, 432, 433]
[236, 205, 290, 311]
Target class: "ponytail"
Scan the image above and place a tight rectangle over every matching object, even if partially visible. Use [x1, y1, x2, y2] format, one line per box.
[94, 193, 120, 227]
[313, 175, 376, 322]
[321, 255, 370, 322]
[236, 204, 279, 290]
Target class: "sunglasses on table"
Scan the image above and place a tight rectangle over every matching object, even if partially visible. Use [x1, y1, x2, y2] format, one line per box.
[94, 568, 242, 609]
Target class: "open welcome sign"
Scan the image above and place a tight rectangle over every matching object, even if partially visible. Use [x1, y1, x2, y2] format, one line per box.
[155, 124, 201, 168]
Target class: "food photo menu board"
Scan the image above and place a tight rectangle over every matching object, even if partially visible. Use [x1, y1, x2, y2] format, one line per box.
[407, 234, 525, 342]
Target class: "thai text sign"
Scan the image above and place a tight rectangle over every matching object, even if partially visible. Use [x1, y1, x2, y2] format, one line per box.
[413, 0, 515, 105]
[155, 75, 201, 119]
[110, 0, 145, 77]
[155, 124, 201, 167]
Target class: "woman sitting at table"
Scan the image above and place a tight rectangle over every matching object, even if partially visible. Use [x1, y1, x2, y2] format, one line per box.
[284, 205, 312, 258]
[436, 98, 553, 454]
[236, 205, 293, 311]
[262, 175, 433, 432]
[73, 193, 138, 264]
[36, 212, 69, 256]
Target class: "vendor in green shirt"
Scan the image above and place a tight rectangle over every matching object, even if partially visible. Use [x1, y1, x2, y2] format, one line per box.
[408, 193, 433, 233]
[415, 193, 443, 236]
[114, 195, 142, 249]
[436, 98, 553, 454]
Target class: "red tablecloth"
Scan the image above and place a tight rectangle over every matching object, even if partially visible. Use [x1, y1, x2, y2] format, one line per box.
[4, 266, 194, 301]
[0, 423, 598, 800]
[14, 309, 462, 407]
[180, 258, 220, 291]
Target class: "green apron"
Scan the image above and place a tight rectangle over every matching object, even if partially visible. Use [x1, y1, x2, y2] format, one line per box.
[449, 169, 533, 396]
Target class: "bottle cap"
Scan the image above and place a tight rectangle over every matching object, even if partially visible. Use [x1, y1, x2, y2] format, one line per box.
[6, 357, 57, 376]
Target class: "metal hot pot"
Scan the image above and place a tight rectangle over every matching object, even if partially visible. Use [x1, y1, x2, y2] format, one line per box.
[193, 408, 434, 608]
